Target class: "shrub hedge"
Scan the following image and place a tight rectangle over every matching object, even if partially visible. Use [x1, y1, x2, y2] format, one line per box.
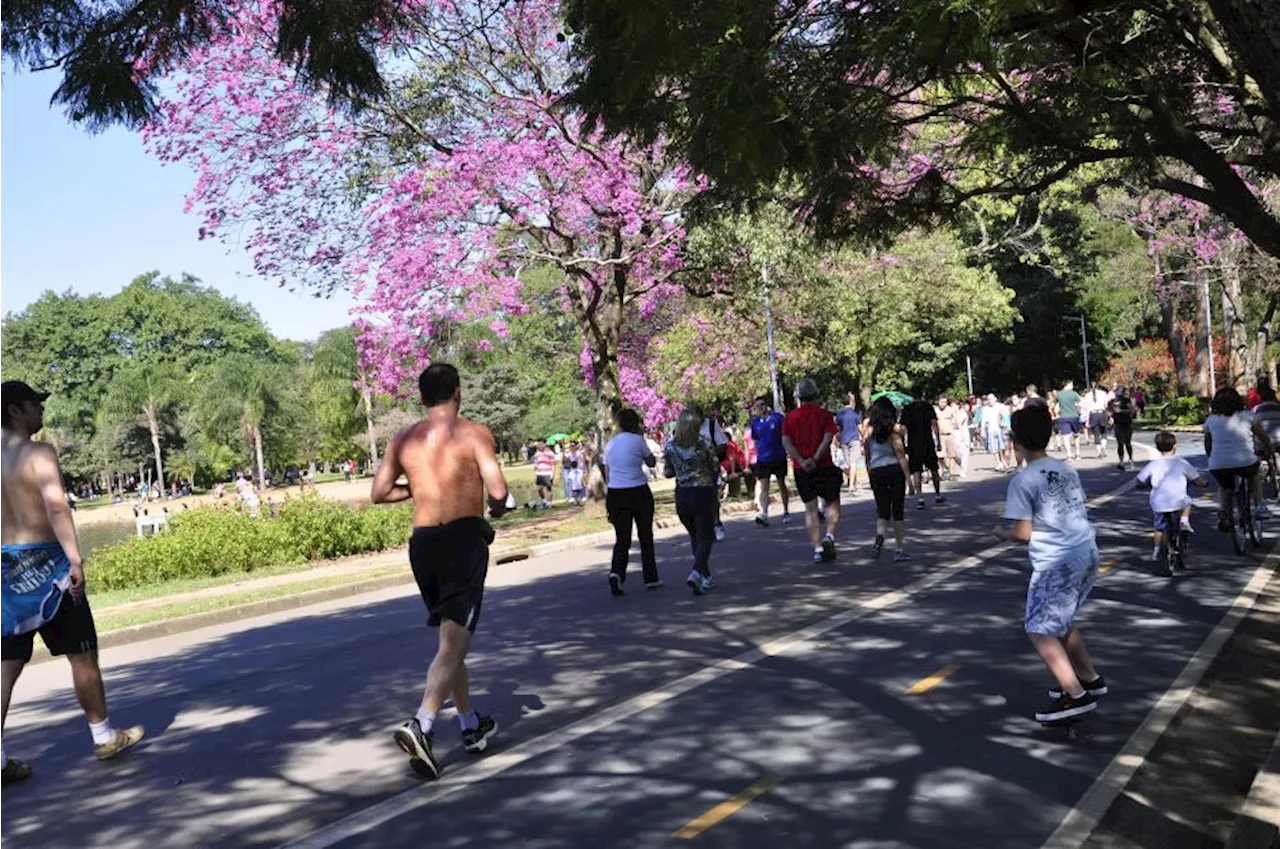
[1163, 395, 1211, 426]
[90, 494, 414, 591]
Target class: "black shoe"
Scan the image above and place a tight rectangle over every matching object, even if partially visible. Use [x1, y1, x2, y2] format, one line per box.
[462, 715, 499, 753]
[1035, 691, 1098, 723]
[754, 515, 769, 527]
[934, 494, 946, 505]
[1048, 675, 1108, 700]
[394, 719, 440, 778]
[916, 498, 925, 510]
[821, 535, 837, 562]
[645, 579, 665, 589]
[871, 534, 884, 559]
[609, 573, 625, 597]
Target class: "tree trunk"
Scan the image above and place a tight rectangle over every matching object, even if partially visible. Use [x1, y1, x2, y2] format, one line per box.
[1204, 0, 1280, 128]
[1220, 260, 1248, 385]
[1194, 279, 1213, 396]
[1160, 294, 1195, 395]
[253, 425, 266, 490]
[362, 385, 379, 467]
[146, 403, 166, 493]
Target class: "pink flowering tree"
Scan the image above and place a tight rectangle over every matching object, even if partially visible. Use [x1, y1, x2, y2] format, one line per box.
[144, 0, 695, 433]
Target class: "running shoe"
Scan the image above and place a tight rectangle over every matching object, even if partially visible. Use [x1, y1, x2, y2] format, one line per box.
[871, 534, 884, 559]
[934, 494, 946, 505]
[916, 498, 925, 510]
[394, 719, 440, 778]
[1048, 676, 1108, 700]
[1035, 691, 1097, 723]
[462, 716, 499, 753]
[754, 515, 769, 527]
[687, 569, 705, 595]
[812, 548, 824, 564]
[714, 524, 726, 541]
[781, 513, 792, 525]
[93, 725, 146, 761]
[893, 549, 909, 562]
[2, 758, 32, 785]
[1181, 519, 1194, 535]
[700, 574, 716, 591]
[1218, 510, 1233, 532]
[821, 534, 836, 562]
[609, 573, 625, 597]
[645, 580, 665, 589]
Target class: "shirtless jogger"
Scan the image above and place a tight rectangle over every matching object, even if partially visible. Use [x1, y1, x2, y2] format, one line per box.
[2, 381, 144, 783]
[372, 364, 511, 779]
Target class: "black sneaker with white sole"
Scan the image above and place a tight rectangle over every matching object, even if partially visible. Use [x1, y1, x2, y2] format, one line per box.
[821, 535, 836, 562]
[1035, 691, 1098, 723]
[393, 718, 440, 778]
[1047, 675, 1108, 700]
[871, 534, 884, 559]
[609, 573, 625, 597]
[462, 715, 499, 753]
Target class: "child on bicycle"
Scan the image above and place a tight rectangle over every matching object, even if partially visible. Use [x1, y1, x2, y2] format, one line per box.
[1135, 431, 1207, 562]
[1204, 387, 1274, 530]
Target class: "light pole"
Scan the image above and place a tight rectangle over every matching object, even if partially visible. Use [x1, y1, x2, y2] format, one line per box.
[761, 263, 782, 412]
[1170, 280, 1216, 396]
[1064, 314, 1090, 388]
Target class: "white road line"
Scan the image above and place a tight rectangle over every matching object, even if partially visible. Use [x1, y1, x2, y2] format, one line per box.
[1039, 543, 1278, 849]
[282, 471, 1142, 849]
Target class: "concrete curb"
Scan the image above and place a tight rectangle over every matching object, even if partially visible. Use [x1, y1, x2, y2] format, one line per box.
[1225, 731, 1280, 849]
[29, 497, 763, 665]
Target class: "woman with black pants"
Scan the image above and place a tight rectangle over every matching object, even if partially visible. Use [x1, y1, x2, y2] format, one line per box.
[664, 407, 721, 595]
[864, 398, 912, 561]
[1109, 387, 1136, 470]
[603, 408, 660, 596]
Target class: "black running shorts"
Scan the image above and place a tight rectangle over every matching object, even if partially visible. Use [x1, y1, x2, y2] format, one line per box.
[409, 517, 494, 634]
[1, 593, 99, 664]
[794, 466, 843, 505]
[535, 475, 554, 490]
[750, 459, 788, 482]
[907, 442, 939, 473]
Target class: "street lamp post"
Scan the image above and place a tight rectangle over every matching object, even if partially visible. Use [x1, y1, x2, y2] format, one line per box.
[1064, 314, 1090, 388]
[761, 263, 782, 412]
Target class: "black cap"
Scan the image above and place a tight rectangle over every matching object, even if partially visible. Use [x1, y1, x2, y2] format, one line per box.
[1, 381, 51, 409]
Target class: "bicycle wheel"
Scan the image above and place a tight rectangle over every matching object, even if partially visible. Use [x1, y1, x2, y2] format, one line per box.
[1233, 482, 1249, 555]
[1248, 486, 1264, 548]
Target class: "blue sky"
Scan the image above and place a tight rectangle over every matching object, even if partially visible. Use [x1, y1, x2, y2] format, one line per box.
[1, 69, 360, 342]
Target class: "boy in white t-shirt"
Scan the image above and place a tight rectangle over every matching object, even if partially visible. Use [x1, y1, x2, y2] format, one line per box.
[1135, 431, 1207, 563]
[996, 405, 1106, 724]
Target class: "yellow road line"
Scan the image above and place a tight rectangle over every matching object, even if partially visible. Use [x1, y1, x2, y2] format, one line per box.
[673, 776, 784, 838]
[903, 664, 958, 695]
[1099, 559, 1116, 575]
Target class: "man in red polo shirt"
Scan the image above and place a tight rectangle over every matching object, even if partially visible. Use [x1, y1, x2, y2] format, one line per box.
[782, 378, 843, 563]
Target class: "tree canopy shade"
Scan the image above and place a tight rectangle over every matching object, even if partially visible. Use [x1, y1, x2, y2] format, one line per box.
[1, 0, 399, 130]
[563, 0, 1280, 259]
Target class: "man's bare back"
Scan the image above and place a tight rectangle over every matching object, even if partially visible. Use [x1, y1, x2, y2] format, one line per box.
[1, 433, 63, 545]
[372, 410, 508, 526]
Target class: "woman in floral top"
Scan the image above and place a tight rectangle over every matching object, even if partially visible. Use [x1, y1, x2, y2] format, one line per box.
[664, 408, 721, 594]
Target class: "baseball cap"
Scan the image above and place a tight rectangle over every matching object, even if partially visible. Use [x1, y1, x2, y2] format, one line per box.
[1, 380, 51, 408]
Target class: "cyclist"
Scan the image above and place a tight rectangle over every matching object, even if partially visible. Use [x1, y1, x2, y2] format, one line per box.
[1135, 431, 1206, 563]
[1204, 387, 1274, 531]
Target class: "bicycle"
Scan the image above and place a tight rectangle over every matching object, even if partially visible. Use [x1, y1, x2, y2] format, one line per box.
[1157, 510, 1189, 577]
[1231, 470, 1263, 555]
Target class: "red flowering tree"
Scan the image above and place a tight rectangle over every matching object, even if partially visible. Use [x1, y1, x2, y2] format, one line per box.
[144, 0, 695, 431]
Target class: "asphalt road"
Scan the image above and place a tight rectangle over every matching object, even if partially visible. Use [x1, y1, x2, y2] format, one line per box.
[2, 433, 1271, 849]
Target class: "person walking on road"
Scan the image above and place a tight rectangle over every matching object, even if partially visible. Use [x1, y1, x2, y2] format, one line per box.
[1083, 383, 1113, 459]
[900, 394, 946, 509]
[373, 364, 509, 779]
[749, 396, 792, 526]
[532, 439, 557, 508]
[865, 397, 911, 560]
[996, 404, 1106, 724]
[1055, 380, 1084, 460]
[836, 393, 863, 492]
[782, 378, 843, 564]
[2, 381, 145, 784]
[603, 409, 661, 596]
[1108, 387, 1136, 470]
[664, 408, 721, 594]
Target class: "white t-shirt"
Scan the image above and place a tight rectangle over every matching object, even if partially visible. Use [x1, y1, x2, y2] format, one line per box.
[603, 433, 654, 489]
[1003, 457, 1098, 570]
[1205, 411, 1258, 470]
[1136, 456, 1201, 513]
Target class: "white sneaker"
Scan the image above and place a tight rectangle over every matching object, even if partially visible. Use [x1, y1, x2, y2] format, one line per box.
[781, 514, 792, 525]
[686, 570, 705, 595]
[700, 574, 716, 591]
[1181, 519, 1194, 534]
[714, 524, 726, 541]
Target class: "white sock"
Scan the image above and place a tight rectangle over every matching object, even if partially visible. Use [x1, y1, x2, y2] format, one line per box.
[458, 709, 479, 732]
[823, 532, 834, 543]
[1151, 546, 1161, 560]
[414, 708, 436, 735]
[814, 546, 824, 554]
[89, 718, 115, 746]
[1181, 516, 1192, 529]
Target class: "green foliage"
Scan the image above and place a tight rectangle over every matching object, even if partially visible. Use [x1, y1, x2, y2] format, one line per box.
[90, 495, 413, 591]
[1165, 396, 1211, 426]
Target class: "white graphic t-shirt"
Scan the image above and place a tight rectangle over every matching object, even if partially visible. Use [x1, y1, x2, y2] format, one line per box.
[1003, 457, 1098, 570]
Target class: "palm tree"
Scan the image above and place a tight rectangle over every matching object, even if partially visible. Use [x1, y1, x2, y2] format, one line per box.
[101, 361, 184, 494]
[310, 327, 379, 465]
[198, 354, 290, 489]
